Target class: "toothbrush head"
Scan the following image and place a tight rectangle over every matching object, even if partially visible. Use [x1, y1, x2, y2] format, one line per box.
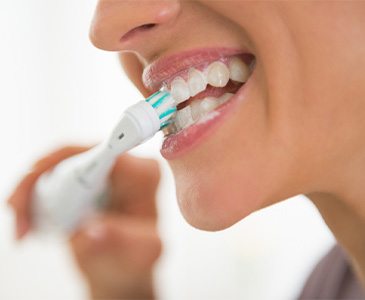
[145, 90, 177, 129]
[106, 90, 177, 154]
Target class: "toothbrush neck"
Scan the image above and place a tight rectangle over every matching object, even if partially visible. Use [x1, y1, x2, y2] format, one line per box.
[74, 143, 116, 188]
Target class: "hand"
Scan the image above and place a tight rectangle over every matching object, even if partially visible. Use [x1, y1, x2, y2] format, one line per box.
[8, 146, 162, 299]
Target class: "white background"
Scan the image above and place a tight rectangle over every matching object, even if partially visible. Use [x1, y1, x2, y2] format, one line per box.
[0, 1, 335, 299]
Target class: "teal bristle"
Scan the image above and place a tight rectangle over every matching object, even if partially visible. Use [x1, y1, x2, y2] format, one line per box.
[146, 90, 176, 129]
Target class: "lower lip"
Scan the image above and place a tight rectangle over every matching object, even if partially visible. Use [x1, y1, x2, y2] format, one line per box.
[160, 73, 254, 160]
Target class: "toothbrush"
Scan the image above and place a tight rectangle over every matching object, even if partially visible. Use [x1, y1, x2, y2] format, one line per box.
[32, 90, 176, 234]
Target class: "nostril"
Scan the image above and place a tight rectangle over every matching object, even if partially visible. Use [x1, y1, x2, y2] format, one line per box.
[121, 23, 157, 42]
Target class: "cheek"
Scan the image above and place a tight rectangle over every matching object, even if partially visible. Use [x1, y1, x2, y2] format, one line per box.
[166, 63, 315, 231]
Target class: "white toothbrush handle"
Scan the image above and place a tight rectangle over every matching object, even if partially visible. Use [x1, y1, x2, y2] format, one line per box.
[32, 101, 161, 234]
[32, 147, 114, 233]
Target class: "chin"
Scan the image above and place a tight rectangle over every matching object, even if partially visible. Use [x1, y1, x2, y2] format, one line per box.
[174, 173, 262, 232]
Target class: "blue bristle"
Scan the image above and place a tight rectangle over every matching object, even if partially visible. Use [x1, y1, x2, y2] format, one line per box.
[145, 91, 161, 103]
[160, 120, 173, 129]
[159, 107, 176, 120]
[152, 93, 169, 108]
[145, 90, 176, 129]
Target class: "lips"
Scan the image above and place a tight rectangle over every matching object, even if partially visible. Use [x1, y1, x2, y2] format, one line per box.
[141, 47, 255, 159]
[142, 48, 250, 91]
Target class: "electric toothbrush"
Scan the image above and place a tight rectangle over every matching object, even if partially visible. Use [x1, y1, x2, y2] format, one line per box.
[32, 90, 176, 233]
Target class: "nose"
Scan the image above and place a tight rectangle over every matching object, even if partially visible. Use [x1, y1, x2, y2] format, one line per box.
[90, 0, 181, 51]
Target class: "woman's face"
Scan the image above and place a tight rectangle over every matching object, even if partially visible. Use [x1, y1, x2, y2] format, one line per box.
[91, 1, 365, 230]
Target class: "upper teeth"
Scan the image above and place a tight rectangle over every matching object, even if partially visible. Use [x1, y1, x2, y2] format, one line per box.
[206, 61, 230, 88]
[188, 68, 207, 97]
[170, 76, 190, 103]
[229, 57, 250, 83]
[169, 57, 250, 105]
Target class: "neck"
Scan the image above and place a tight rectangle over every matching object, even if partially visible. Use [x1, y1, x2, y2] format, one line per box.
[307, 176, 365, 287]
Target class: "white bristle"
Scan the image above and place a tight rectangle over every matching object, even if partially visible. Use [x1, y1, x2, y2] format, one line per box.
[155, 95, 173, 114]
[147, 93, 162, 106]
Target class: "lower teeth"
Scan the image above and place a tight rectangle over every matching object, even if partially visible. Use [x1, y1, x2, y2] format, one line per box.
[163, 92, 234, 135]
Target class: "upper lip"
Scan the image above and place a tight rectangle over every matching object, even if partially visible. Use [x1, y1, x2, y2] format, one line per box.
[142, 47, 247, 92]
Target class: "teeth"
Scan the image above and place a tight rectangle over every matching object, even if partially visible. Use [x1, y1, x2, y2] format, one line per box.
[206, 61, 230, 87]
[200, 97, 220, 113]
[171, 76, 190, 104]
[190, 100, 201, 122]
[229, 57, 250, 83]
[165, 56, 250, 135]
[191, 93, 232, 122]
[168, 57, 250, 104]
[175, 105, 194, 130]
[171, 92, 234, 134]
[217, 92, 234, 105]
[188, 68, 207, 97]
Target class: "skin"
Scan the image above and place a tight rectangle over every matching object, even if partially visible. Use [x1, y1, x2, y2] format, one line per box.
[8, 147, 161, 298]
[8, 1, 365, 298]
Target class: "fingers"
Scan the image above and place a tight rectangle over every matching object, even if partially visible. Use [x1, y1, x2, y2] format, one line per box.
[31, 146, 89, 173]
[109, 154, 161, 219]
[7, 143, 161, 241]
[71, 214, 160, 298]
[8, 171, 39, 239]
[70, 214, 162, 279]
[7, 146, 89, 239]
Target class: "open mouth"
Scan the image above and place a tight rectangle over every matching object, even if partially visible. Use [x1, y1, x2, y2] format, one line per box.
[161, 54, 255, 136]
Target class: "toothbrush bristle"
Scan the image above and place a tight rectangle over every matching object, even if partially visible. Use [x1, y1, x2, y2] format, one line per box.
[146, 91, 176, 128]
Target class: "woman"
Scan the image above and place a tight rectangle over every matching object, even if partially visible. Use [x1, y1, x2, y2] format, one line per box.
[8, 1, 365, 298]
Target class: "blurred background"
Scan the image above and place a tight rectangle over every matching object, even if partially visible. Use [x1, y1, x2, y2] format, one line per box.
[0, 1, 335, 299]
